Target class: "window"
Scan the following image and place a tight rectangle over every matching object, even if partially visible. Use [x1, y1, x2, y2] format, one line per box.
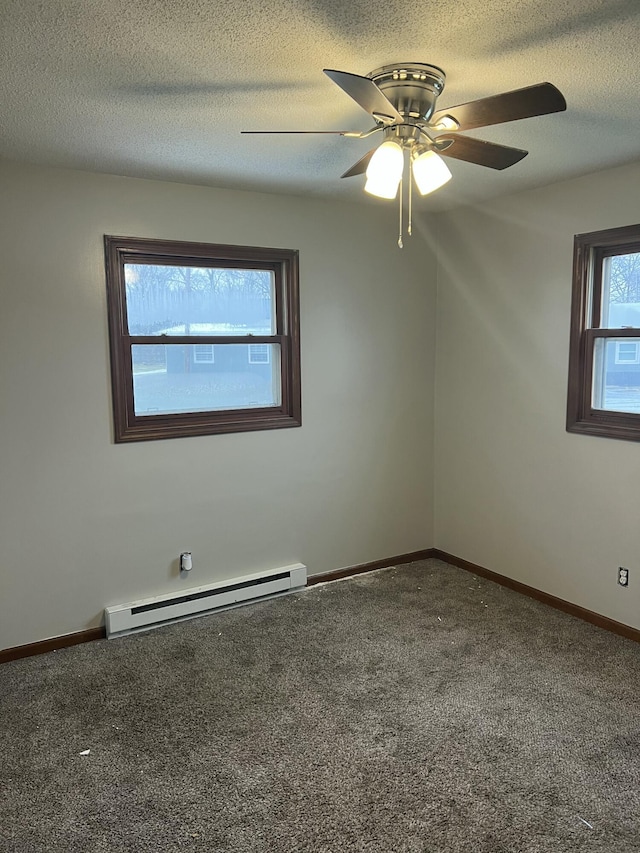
[614, 341, 640, 365]
[193, 344, 215, 363]
[567, 224, 640, 440]
[104, 236, 301, 442]
[248, 343, 270, 364]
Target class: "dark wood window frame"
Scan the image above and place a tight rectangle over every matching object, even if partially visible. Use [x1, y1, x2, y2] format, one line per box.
[104, 235, 301, 443]
[567, 223, 640, 441]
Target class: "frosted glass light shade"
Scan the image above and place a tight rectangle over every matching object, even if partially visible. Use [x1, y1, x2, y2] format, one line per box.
[411, 149, 452, 196]
[364, 140, 404, 199]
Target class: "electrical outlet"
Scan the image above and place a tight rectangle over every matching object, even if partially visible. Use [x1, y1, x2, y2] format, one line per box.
[618, 567, 629, 587]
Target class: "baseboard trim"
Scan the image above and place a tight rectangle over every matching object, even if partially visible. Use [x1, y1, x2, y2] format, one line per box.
[0, 627, 106, 664]
[308, 548, 436, 586]
[432, 549, 640, 645]
[5, 546, 635, 662]
[2, 551, 436, 663]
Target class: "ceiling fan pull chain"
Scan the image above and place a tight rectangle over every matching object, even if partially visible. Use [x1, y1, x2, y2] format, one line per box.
[398, 176, 404, 249]
[408, 163, 413, 237]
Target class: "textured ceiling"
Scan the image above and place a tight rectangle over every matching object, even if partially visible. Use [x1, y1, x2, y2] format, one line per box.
[1, 0, 640, 209]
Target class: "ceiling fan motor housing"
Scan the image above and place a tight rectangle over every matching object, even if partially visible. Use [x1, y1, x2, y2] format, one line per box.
[368, 63, 446, 123]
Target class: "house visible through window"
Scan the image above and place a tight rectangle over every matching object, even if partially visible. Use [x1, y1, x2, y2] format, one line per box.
[567, 223, 640, 440]
[104, 236, 301, 442]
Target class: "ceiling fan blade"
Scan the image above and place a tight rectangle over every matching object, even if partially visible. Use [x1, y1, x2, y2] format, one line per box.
[340, 147, 379, 179]
[241, 130, 360, 135]
[431, 82, 566, 132]
[324, 69, 403, 124]
[437, 135, 528, 170]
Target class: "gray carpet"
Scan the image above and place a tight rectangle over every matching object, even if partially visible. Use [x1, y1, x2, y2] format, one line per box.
[1, 559, 639, 852]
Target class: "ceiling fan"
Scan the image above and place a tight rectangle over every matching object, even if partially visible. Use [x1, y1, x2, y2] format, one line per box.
[242, 63, 566, 243]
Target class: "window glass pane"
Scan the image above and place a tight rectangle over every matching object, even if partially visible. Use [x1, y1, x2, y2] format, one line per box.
[600, 253, 640, 328]
[131, 344, 281, 416]
[124, 264, 275, 335]
[592, 338, 640, 413]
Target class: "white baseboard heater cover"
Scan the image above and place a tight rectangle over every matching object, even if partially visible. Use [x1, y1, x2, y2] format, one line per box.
[104, 563, 307, 639]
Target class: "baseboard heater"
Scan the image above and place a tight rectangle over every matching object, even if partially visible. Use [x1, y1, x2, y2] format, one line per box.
[104, 563, 307, 639]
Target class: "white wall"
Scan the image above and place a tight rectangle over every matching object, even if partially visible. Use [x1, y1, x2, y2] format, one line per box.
[434, 161, 640, 631]
[0, 161, 436, 649]
[8, 155, 638, 651]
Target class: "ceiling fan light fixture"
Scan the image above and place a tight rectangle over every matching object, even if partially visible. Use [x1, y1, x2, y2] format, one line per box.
[411, 148, 452, 196]
[364, 140, 404, 199]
